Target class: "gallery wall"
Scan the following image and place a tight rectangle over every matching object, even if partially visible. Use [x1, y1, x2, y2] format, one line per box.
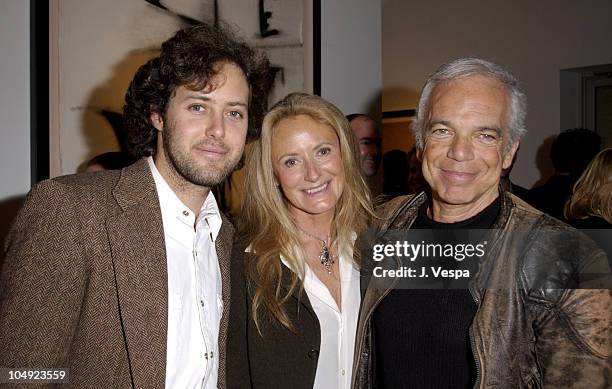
[0, 1, 30, 199]
[0, 0, 31, 248]
[382, 0, 612, 187]
[320, 0, 382, 120]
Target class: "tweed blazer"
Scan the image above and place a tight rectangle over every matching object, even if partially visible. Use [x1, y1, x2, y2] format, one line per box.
[0, 159, 234, 388]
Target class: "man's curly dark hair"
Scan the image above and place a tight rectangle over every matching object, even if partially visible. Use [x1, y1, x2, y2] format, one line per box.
[123, 23, 271, 158]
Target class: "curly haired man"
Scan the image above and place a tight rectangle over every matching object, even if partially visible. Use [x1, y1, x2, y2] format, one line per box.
[1, 23, 269, 388]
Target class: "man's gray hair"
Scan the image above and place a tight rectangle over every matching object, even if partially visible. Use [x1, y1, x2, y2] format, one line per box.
[412, 57, 527, 153]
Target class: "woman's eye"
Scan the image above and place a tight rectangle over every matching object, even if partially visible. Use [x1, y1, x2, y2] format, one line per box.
[318, 147, 331, 156]
[284, 159, 298, 167]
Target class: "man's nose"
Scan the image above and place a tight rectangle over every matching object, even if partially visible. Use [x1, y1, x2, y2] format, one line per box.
[205, 112, 225, 139]
[447, 135, 474, 161]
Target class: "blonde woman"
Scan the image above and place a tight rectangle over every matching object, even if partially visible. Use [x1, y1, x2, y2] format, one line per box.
[564, 148, 612, 228]
[227, 93, 374, 389]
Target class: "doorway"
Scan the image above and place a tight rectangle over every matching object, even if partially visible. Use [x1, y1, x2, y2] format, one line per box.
[561, 64, 612, 148]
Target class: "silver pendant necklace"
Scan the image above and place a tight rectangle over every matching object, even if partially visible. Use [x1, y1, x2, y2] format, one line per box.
[297, 226, 335, 275]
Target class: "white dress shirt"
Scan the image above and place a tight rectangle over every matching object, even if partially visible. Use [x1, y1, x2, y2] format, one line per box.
[282, 251, 361, 389]
[148, 157, 223, 389]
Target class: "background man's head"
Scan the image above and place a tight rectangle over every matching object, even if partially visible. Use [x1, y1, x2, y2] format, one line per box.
[551, 128, 601, 179]
[123, 23, 270, 187]
[85, 151, 137, 173]
[347, 114, 382, 177]
[412, 58, 526, 216]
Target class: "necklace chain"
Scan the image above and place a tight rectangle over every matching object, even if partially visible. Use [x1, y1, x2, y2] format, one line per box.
[297, 226, 335, 275]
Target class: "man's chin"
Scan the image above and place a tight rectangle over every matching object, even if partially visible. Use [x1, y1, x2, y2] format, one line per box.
[362, 166, 379, 177]
[433, 187, 501, 210]
[189, 173, 230, 187]
[179, 161, 237, 187]
[432, 188, 476, 206]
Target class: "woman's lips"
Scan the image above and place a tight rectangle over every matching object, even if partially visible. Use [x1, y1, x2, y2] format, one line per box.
[303, 181, 329, 195]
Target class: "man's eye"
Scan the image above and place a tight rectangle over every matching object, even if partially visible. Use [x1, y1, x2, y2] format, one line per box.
[189, 104, 205, 112]
[227, 111, 244, 119]
[431, 128, 451, 137]
[477, 132, 499, 144]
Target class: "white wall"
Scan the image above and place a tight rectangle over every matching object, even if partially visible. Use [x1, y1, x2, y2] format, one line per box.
[0, 0, 30, 199]
[320, 0, 382, 120]
[382, 0, 612, 187]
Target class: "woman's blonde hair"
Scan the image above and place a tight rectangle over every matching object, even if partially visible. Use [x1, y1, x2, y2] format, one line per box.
[564, 148, 612, 223]
[240, 92, 374, 332]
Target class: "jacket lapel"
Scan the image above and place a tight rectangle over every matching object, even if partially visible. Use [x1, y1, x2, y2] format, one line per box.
[280, 263, 317, 317]
[106, 159, 167, 389]
[216, 215, 233, 388]
[353, 193, 426, 383]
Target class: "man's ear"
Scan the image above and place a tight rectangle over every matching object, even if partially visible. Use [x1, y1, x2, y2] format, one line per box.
[150, 112, 164, 132]
[416, 147, 424, 162]
[502, 142, 520, 170]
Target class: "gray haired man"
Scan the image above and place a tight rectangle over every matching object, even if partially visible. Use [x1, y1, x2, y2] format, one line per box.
[353, 58, 611, 388]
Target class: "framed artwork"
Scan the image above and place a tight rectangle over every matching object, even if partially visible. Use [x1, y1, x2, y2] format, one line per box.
[41, 0, 320, 178]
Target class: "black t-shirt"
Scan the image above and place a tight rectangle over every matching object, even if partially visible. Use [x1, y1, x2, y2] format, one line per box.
[371, 197, 500, 389]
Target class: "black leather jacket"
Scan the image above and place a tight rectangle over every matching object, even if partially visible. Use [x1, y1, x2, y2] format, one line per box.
[352, 191, 611, 388]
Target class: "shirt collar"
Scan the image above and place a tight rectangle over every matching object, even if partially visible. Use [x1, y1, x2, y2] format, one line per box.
[198, 191, 222, 241]
[147, 157, 222, 241]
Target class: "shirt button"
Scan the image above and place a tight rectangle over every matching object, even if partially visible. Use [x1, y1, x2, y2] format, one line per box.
[182, 210, 189, 216]
[307, 349, 319, 359]
[341, 369, 346, 375]
[200, 300, 205, 307]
